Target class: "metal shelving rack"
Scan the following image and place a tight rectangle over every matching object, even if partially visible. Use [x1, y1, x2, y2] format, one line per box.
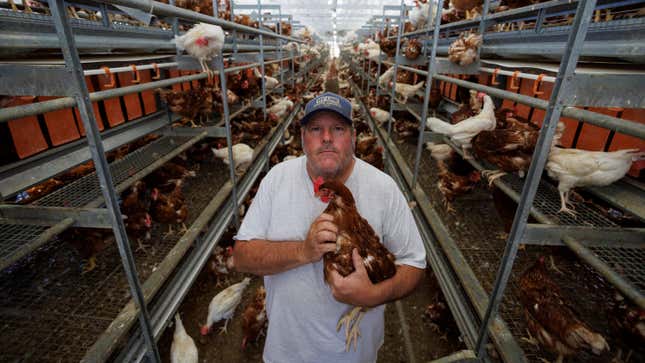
[0, 1, 326, 361]
[346, 0, 644, 362]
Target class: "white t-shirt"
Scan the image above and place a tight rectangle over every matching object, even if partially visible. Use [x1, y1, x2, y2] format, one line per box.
[235, 156, 426, 363]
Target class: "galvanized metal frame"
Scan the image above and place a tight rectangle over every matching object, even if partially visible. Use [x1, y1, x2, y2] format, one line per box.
[48, 0, 161, 361]
[411, 0, 445, 189]
[475, 0, 599, 356]
[348, 77, 526, 363]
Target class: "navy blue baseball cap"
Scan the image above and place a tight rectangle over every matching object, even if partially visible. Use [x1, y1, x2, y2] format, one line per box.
[300, 92, 353, 126]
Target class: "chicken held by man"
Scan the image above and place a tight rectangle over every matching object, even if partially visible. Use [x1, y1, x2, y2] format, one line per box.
[315, 180, 397, 351]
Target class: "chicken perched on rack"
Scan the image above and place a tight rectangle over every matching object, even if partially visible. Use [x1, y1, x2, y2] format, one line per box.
[201, 277, 251, 335]
[448, 33, 483, 66]
[445, 0, 483, 20]
[426, 142, 481, 211]
[519, 256, 610, 363]
[212, 143, 254, 174]
[241, 286, 268, 349]
[404, 38, 423, 60]
[608, 292, 645, 358]
[208, 245, 234, 287]
[171, 314, 198, 363]
[268, 97, 294, 121]
[174, 23, 225, 80]
[391, 80, 425, 104]
[156, 88, 205, 127]
[16, 178, 64, 204]
[62, 228, 115, 273]
[427, 92, 496, 158]
[314, 179, 397, 351]
[546, 123, 644, 215]
[369, 107, 392, 126]
[146, 163, 196, 187]
[150, 179, 188, 237]
[472, 109, 539, 185]
[409, 0, 437, 30]
[253, 67, 279, 90]
[120, 180, 154, 251]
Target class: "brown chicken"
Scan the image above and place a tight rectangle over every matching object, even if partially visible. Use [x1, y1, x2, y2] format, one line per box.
[609, 292, 645, 357]
[56, 161, 95, 183]
[150, 179, 188, 236]
[18, 178, 64, 204]
[404, 38, 422, 60]
[448, 33, 483, 66]
[124, 211, 153, 252]
[426, 143, 481, 212]
[63, 227, 115, 273]
[314, 179, 397, 351]
[121, 180, 149, 216]
[450, 0, 483, 19]
[472, 110, 539, 185]
[208, 245, 234, 287]
[157, 88, 205, 127]
[241, 286, 268, 349]
[519, 257, 610, 363]
[145, 162, 196, 187]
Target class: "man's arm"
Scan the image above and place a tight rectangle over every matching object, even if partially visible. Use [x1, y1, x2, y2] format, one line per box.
[232, 239, 307, 275]
[233, 213, 338, 276]
[328, 249, 424, 308]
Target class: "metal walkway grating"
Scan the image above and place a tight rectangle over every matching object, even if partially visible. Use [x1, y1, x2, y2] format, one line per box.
[34, 136, 190, 208]
[501, 174, 619, 228]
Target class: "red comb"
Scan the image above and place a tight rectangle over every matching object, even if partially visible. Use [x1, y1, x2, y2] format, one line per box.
[313, 176, 331, 203]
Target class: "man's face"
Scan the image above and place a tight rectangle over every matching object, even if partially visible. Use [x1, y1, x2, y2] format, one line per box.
[302, 111, 355, 180]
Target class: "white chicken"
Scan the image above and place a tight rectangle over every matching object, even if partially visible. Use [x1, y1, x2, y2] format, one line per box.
[349, 98, 361, 113]
[426, 92, 495, 158]
[547, 124, 644, 215]
[171, 314, 198, 363]
[253, 67, 279, 90]
[370, 107, 392, 125]
[391, 81, 425, 104]
[268, 98, 294, 121]
[425, 142, 453, 161]
[201, 277, 251, 335]
[378, 66, 395, 88]
[174, 23, 225, 79]
[212, 143, 254, 173]
[409, 0, 437, 30]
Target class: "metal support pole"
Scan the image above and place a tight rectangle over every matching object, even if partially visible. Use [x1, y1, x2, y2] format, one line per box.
[290, 48, 296, 88]
[100, 3, 111, 28]
[48, 1, 161, 362]
[474, 0, 598, 358]
[386, 0, 406, 138]
[278, 9, 284, 96]
[170, 0, 179, 52]
[215, 54, 240, 229]
[258, 0, 268, 122]
[411, 0, 444, 189]
[375, 14, 385, 96]
[231, 0, 239, 55]
[476, 0, 491, 60]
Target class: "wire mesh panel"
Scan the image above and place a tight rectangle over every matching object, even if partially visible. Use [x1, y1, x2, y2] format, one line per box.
[34, 136, 190, 208]
[502, 174, 618, 228]
[590, 245, 645, 295]
[0, 223, 48, 264]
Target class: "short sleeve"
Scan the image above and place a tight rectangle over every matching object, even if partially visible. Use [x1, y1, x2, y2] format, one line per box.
[381, 179, 426, 269]
[235, 171, 273, 241]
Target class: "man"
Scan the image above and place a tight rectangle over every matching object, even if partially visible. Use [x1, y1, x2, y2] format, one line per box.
[233, 92, 426, 362]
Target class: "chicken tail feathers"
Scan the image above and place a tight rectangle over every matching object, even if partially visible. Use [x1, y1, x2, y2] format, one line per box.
[174, 34, 186, 52]
[427, 117, 454, 135]
[568, 325, 609, 355]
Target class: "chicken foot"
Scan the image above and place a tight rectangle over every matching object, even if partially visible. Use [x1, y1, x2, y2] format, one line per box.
[82, 256, 98, 274]
[481, 169, 507, 187]
[219, 318, 231, 335]
[557, 190, 577, 217]
[199, 59, 216, 84]
[336, 306, 366, 352]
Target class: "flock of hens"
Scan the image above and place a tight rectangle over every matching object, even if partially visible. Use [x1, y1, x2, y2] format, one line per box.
[340, 1, 644, 362]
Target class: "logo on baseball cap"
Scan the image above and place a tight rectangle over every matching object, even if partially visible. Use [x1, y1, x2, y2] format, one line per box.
[300, 92, 353, 126]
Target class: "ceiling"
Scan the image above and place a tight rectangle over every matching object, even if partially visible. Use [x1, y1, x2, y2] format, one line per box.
[235, 0, 407, 41]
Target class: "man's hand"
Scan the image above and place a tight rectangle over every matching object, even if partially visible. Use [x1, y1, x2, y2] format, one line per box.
[301, 213, 338, 263]
[328, 249, 379, 307]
